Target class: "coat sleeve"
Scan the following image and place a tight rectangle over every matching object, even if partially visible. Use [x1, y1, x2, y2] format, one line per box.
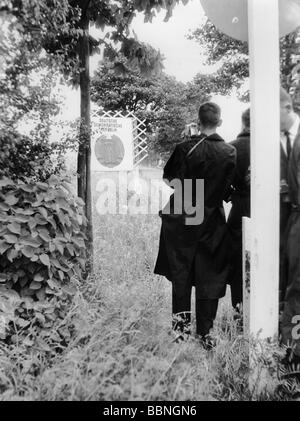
[286, 134, 299, 205]
[223, 146, 237, 202]
[163, 144, 184, 184]
[293, 136, 300, 205]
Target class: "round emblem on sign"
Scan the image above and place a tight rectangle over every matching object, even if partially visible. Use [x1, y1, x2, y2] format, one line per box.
[95, 134, 125, 168]
[200, 0, 300, 42]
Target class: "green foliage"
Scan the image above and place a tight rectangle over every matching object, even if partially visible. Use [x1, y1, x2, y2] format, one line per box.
[1, 0, 82, 81]
[0, 130, 67, 181]
[91, 59, 164, 113]
[91, 61, 209, 160]
[281, 32, 300, 111]
[1, 0, 168, 82]
[0, 65, 61, 133]
[2, 1, 194, 82]
[280, 32, 300, 90]
[0, 13, 78, 183]
[190, 20, 248, 64]
[0, 211, 297, 400]
[188, 20, 249, 99]
[150, 78, 197, 160]
[0, 175, 87, 308]
[0, 285, 75, 351]
[189, 19, 300, 102]
[85, 0, 189, 77]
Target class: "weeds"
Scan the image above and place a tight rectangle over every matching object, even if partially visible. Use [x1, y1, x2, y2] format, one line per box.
[0, 212, 299, 400]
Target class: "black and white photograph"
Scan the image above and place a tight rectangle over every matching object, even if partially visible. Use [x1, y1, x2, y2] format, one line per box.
[1, 0, 300, 404]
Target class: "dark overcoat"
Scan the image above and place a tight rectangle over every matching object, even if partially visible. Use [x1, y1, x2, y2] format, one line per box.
[154, 133, 236, 300]
[281, 130, 300, 356]
[280, 143, 292, 301]
[227, 131, 251, 307]
[226, 134, 293, 305]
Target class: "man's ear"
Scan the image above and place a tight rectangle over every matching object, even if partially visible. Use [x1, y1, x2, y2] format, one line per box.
[217, 119, 223, 127]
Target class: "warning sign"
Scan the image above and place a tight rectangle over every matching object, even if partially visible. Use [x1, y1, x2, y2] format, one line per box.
[92, 117, 134, 171]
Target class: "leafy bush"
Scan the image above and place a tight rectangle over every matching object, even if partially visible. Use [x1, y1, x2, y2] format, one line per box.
[0, 286, 75, 350]
[0, 129, 68, 182]
[0, 175, 87, 297]
[0, 175, 87, 341]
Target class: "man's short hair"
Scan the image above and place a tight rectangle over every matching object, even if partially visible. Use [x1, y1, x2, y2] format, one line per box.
[198, 102, 221, 128]
[242, 108, 250, 129]
[280, 87, 293, 105]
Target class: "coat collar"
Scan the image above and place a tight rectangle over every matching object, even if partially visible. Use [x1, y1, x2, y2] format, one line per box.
[237, 130, 250, 139]
[188, 133, 225, 144]
[203, 133, 225, 142]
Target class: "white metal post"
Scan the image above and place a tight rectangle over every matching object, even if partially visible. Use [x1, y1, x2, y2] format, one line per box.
[248, 0, 280, 339]
[242, 216, 251, 335]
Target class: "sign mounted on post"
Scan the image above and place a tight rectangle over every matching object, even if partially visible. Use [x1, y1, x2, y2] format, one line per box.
[92, 116, 134, 172]
[91, 109, 149, 171]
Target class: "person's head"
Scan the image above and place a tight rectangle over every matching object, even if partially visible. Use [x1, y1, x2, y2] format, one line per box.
[242, 108, 250, 132]
[280, 87, 295, 131]
[198, 102, 222, 134]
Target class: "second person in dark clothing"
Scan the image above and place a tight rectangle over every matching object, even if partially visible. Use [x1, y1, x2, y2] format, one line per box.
[227, 108, 251, 310]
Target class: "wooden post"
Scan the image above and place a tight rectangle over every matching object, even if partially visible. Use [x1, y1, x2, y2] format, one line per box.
[78, 8, 94, 271]
[248, 0, 280, 339]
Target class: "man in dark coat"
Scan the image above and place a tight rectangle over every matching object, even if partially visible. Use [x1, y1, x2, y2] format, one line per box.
[280, 125, 300, 372]
[227, 108, 251, 310]
[226, 89, 298, 312]
[279, 88, 300, 307]
[154, 102, 236, 343]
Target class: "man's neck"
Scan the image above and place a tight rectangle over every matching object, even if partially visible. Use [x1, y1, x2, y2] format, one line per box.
[201, 128, 217, 136]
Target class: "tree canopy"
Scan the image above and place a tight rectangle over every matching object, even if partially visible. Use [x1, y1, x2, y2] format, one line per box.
[188, 20, 249, 100]
[1, 0, 193, 265]
[91, 58, 210, 160]
[189, 18, 300, 104]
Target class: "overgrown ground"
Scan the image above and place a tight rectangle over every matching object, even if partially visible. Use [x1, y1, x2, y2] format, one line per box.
[0, 190, 299, 400]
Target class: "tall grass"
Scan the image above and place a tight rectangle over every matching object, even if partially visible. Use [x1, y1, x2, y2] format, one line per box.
[0, 209, 298, 401]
